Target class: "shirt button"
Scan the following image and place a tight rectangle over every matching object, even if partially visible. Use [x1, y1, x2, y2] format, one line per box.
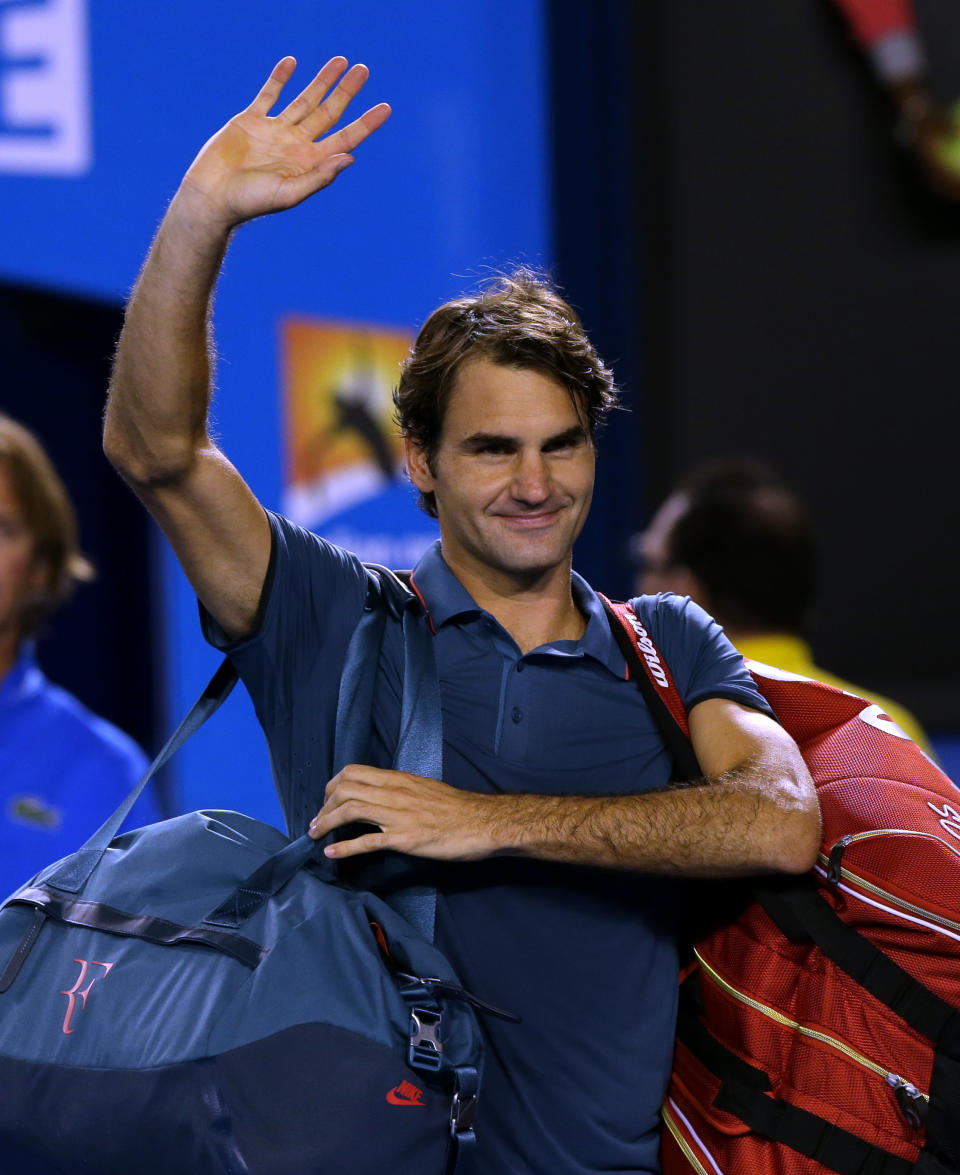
[511, 707, 523, 723]
[516, 663, 525, 673]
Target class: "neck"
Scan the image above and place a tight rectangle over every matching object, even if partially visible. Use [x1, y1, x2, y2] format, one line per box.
[441, 550, 586, 655]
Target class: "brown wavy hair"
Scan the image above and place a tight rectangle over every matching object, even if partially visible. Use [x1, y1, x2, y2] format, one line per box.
[0, 415, 94, 636]
[394, 269, 620, 517]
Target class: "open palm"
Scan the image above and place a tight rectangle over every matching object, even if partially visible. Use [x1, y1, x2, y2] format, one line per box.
[182, 56, 391, 226]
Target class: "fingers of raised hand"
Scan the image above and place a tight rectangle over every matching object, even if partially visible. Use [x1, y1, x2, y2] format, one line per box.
[277, 56, 353, 126]
[248, 56, 299, 115]
[246, 57, 381, 144]
[318, 103, 392, 156]
[294, 62, 372, 138]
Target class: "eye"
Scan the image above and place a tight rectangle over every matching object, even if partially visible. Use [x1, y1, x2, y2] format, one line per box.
[543, 436, 583, 455]
[474, 441, 514, 456]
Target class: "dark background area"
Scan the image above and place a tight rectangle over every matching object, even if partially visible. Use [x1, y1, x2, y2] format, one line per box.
[555, 0, 960, 729]
[547, 0, 646, 597]
[1, 282, 159, 757]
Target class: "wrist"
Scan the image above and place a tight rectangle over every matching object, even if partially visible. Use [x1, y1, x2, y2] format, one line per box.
[168, 180, 240, 240]
[483, 793, 590, 860]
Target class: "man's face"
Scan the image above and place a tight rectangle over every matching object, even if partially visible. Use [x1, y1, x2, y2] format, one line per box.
[0, 464, 45, 643]
[406, 360, 595, 588]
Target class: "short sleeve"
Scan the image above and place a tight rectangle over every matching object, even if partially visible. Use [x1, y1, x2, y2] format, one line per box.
[632, 593, 775, 719]
[199, 510, 369, 718]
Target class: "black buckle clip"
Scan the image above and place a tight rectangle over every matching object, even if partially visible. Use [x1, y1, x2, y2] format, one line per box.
[451, 1088, 478, 1136]
[409, 1005, 443, 1072]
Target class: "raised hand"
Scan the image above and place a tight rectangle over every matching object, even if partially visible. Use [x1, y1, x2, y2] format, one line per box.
[180, 56, 391, 228]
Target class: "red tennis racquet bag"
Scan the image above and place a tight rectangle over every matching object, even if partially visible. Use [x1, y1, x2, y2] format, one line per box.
[604, 598, 960, 1175]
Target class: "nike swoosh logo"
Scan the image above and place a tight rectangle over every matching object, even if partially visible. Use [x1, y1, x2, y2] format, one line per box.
[386, 1086, 424, 1106]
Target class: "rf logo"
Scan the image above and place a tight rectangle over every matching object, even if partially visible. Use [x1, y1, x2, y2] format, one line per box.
[60, 958, 114, 1035]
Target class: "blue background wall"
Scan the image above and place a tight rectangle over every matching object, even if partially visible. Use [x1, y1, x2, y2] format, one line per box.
[0, 0, 552, 825]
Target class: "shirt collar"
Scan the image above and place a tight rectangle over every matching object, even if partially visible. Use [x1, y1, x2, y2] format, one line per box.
[409, 540, 626, 677]
[0, 641, 46, 710]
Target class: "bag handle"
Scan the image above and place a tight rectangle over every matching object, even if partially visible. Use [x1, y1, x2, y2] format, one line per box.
[45, 563, 397, 900]
[206, 564, 444, 937]
[43, 658, 240, 893]
[44, 562, 445, 944]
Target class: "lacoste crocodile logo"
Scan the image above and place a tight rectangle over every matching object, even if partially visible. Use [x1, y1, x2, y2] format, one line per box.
[8, 794, 61, 829]
[386, 1080, 424, 1106]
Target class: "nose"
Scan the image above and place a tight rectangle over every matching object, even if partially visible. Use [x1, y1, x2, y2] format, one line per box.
[511, 451, 551, 505]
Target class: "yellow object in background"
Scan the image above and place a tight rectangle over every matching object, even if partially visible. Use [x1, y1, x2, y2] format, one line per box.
[736, 633, 933, 755]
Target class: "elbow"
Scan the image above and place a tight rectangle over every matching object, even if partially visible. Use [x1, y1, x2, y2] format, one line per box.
[103, 413, 200, 489]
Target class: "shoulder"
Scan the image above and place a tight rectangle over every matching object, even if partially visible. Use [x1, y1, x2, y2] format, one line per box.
[266, 510, 369, 578]
[202, 510, 372, 653]
[630, 591, 720, 652]
[24, 680, 148, 780]
[263, 510, 374, 605]
[628, 592, 774, 716]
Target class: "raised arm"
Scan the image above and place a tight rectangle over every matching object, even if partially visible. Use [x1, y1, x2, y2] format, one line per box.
[311, 699, 821, 877]
[103, 57, 390, 640]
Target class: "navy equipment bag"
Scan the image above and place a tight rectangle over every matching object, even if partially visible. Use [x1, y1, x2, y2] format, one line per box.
[0, 569, 491, 1174]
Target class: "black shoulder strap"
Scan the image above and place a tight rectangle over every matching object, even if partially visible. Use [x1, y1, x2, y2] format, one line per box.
[676, 988, 925, 1175]
[756, 882, 960, 1048]
[755, 881, 960, 1170]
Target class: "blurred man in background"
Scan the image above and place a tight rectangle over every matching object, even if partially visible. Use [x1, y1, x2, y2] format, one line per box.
[636, 458, 931, 751]
[0, 415, 157, 896]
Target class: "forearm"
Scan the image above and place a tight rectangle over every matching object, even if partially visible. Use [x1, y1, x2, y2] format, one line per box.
[315, 752, 821, 876]
[104, 185, 233, 485]
[482, 757, 820, 877]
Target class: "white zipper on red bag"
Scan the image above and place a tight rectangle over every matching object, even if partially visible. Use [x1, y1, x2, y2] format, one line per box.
[819, 829, 960, 942]
[696, 950, 929, 1131]
[661, 1099, 723, 1175]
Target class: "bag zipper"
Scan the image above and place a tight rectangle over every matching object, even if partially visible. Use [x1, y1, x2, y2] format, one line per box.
[661, 1100, 720, 1175]
[695, 950, 929, 1128]
[821, 829, 960, 938]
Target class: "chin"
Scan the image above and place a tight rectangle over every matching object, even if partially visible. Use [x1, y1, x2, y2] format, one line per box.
[490, 541, 570, 579]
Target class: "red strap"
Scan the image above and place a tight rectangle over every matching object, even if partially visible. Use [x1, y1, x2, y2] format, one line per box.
[600, 595, 691, 738]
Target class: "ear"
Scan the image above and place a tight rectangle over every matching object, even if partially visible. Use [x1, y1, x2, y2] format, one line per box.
[404, 437, 435, 494]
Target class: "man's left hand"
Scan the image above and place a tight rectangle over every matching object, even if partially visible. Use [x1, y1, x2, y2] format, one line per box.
[309, 764, 498, 861]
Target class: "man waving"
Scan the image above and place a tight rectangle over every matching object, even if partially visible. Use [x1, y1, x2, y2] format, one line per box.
[105, 57, 818, 1175]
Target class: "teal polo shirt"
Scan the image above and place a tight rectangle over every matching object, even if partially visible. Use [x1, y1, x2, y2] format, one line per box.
[203, 510, 773, 1175]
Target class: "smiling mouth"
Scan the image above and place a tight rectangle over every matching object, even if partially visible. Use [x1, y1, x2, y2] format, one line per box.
[497, 510, 563, 529]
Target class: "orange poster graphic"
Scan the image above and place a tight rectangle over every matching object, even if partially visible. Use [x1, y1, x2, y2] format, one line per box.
[280, 317, 438, 566]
